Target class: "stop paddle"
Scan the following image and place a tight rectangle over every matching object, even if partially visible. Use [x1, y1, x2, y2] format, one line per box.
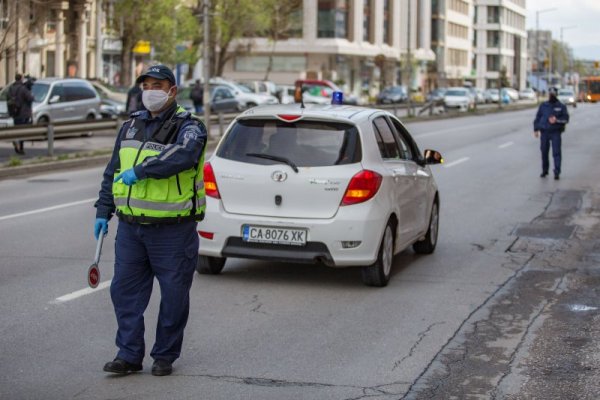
[88, 233, 105, 288]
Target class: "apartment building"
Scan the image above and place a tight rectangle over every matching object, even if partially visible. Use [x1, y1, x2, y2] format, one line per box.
[473, 0, 527, 89]
[431, 0, 474, 87]
[221, 0, 435, 98]
[0, 0, 148, 88]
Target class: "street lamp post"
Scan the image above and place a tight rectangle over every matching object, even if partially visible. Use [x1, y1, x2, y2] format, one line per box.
[559, 25, 576, 79]
[535, 8, 557, 98]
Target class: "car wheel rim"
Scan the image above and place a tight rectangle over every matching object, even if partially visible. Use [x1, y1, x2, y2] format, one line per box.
[430, 203, 439, 246]
[382, 226, 393, 276]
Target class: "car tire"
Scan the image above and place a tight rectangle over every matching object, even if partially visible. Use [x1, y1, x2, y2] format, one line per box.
[413, 200, 439, 254]
[246, 102, 258, 109]
[361, 221, 394, 287]
[196, 255, 226, 275]
[37, 116, 49, 125]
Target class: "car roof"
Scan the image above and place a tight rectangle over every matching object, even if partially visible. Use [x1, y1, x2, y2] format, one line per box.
[34, 77, 92, 85]
[235, 103, 382, 124]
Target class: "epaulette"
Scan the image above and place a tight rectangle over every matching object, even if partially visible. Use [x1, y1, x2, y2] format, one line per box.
[129, 110, 146, 118]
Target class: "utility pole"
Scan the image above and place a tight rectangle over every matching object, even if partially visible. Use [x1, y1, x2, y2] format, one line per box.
[202, 0, 211, 136]
[559, 25, 575, 77]
[406, 0, 413, 117]
[15, 1, 19, 72]
[535, 8, 557, 98]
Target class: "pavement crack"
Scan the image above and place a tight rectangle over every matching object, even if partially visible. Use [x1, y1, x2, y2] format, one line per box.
[392, 322, 445, 371]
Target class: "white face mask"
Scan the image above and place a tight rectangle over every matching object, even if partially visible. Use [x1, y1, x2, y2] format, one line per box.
[142, 88, 173, 112]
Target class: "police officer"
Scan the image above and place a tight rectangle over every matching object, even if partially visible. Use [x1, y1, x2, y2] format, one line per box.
[94, 65, 207, 376]
[533, 86, 569, 180]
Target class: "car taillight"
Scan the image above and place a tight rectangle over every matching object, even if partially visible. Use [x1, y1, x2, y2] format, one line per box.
[203, 162, 220, 199]
[341, 170, 382, 206]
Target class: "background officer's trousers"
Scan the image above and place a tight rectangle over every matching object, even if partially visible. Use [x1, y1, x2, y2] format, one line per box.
[540, 130, 562, 175]
[111, 220, 198, 364]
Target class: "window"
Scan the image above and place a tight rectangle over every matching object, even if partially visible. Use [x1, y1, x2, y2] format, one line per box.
[449, 0, 469, 15]
[373, 117, 400, 160]
[388, 118, 417, 161]
[50, 84, 66, 103]
[383, 0, 390, 45]
[448, 49, 468, 67]
[235, 56, 306, 72]
[488, 6, 499, 23]
[318, 0, 349, 39]
[217, 119, 362, 167]
[64, 83, 97, 101]
[363, 0, 371, 42]
[487, 55, 500, 71]
[487, 31, 500, 48]
[448, 22, 468, 39]
[0, 0, 8, 29]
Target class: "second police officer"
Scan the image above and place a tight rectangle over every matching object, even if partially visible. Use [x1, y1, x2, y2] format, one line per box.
[94, 65, 207, 376]
[533, 86, 569, 180]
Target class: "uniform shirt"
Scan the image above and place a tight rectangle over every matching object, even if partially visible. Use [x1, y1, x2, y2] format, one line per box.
[533, 99, 569, 134]
[95, 102, 207, 220]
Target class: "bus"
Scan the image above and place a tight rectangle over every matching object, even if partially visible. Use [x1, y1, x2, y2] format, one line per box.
[578, 76, 600, 102]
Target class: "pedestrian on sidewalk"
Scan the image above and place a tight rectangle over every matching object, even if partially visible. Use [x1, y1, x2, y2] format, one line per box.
[190, 79, 203, 114]
[8, 73, 34, 155]
[94, 64, 207, 377]
[533, 87, 569, 180]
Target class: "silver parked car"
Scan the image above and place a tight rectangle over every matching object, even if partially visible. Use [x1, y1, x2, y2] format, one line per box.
[29, 78, 101, 124]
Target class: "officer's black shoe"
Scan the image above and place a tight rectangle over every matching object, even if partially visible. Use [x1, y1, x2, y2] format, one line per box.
[554, 174, 560, 180]
[103, 358, 143, 374]
[540, 172, 548, 178]
[151, 359, 173, 376]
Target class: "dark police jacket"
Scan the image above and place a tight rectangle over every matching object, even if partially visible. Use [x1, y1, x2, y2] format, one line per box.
[533, 99, 569, 134]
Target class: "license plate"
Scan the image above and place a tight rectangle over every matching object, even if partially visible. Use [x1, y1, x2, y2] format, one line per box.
[242, 225, 307, 246]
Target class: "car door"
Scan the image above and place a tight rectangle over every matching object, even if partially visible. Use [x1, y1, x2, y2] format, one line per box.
[388, 116, 432, 237]
[211, 87, 237, 112]
[46, 83, 70, 122]
[372, 116, 419, 247]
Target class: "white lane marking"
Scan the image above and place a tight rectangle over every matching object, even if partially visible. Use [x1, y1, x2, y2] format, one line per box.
[443, 157, 470, 168]
[498, 141, 514, 149]
[52, 280, 111, 303]
[0, 198, 96, 222]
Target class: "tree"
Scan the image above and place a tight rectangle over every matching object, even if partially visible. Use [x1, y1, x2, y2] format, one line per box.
[113, 0, 199, 86]
[208, 0, 264, 77]
[499, 66, 510, 88]
[258, 0, 302, 81]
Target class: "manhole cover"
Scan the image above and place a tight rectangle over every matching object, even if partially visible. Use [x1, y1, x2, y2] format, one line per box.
[513, 223, 576, 239]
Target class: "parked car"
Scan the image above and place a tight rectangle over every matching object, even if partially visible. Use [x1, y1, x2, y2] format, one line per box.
[177, 84, 243, 113]
[426, 88, 447, 103]
[237, 80, 278, 97]
[25, 78, 101, 124]
[91, 82, 126, 119]
[197, 103, 443, 287]
[470, 87, 485, 104]
[484, 88, 500, 103]
[518, 88, 536, 100]
[443, 87, 474, 111]
[557, 88, 577, 107]
[210, 78, 279, 109]
[294, 79, 360, 105]
[501, 87, 519, 102]
[89, 79, 127, 103]
[275, 84, 331, 105]
[0, 86, 15, 127]
[276, 85, 296, 104]
[376, 86, 408, 104]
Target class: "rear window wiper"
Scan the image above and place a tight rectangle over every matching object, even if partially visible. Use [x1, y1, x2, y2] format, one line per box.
[246, 153, 299, 173]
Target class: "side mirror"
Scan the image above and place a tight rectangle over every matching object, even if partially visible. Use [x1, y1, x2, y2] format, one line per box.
[423, 149, 443, 165]
[49, 95, 60, 104]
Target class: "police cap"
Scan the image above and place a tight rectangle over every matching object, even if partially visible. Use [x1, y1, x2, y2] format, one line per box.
[135, 64, 176, 85]
[548, 87, 558, 96]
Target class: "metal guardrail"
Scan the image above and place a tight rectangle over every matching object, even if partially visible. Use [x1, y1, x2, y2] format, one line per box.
[0, 113, 237, 157]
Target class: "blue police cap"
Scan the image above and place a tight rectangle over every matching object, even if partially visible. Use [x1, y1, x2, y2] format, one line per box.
[135, 64, 176, 85]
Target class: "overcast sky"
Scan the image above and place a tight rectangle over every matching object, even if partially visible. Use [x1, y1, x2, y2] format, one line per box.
[525, 0, 600, 60]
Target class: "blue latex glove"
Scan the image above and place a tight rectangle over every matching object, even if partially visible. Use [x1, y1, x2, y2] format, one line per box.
[94, 218, 108, 240]
[114, 168, 138, 186]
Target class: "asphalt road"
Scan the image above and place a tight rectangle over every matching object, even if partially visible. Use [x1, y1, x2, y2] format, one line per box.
[0, 103, 599, 399]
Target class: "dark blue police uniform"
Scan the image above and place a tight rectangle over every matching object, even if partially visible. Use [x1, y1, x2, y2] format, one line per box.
[95, 102, 206, 369]
[533, 98, 569, 178]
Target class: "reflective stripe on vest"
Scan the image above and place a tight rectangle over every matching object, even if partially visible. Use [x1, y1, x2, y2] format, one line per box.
[113, 109, 206, 222]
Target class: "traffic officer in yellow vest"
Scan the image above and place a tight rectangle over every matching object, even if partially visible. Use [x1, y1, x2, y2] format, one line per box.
[94, 65, 207, 376]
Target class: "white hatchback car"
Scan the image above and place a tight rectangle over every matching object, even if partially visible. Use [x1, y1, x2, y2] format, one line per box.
[197, 103, 443, 286]
[443, 87, 473, 111]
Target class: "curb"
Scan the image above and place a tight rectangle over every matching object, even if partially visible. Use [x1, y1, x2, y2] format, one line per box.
[0, 155, 111, 180]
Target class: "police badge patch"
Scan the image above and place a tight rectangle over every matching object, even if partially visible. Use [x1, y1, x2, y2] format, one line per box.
[126, 126, 138, 139]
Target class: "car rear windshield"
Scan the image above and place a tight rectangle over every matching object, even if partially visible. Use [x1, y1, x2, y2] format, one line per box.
[217, 119, 362, 167]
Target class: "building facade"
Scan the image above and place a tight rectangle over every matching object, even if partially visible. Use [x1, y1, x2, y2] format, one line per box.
[0, 0, 148, 88]
[431, 0, 474, 87]
[221, 0, 435, 99]
[473, 0, 527, 89]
